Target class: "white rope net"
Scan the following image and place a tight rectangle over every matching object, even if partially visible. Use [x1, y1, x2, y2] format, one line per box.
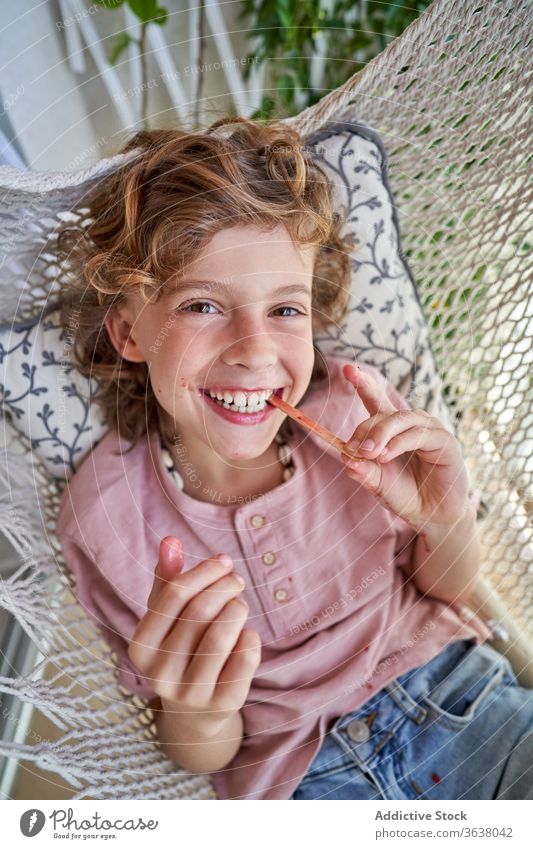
[0, 0, 531, 799]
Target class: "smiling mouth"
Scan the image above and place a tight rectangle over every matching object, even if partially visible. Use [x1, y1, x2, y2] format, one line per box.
[201, 387, 284, 414]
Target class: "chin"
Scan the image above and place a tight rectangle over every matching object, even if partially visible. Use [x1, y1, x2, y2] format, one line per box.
[222, 446, 267, 462]
[215, 436, 272, 460]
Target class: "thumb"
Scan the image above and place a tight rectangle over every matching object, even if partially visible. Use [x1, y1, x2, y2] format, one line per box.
[159, 536, 184, 578]
[150, 536, 184, 602]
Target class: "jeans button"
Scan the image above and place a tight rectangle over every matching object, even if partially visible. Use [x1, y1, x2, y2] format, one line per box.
[346, 719, 370, 743]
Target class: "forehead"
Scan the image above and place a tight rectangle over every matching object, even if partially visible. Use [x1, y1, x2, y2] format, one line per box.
[173, 224, 317, 287]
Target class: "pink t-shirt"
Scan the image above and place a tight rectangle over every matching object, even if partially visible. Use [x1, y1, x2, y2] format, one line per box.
[56, 355, 491, 800]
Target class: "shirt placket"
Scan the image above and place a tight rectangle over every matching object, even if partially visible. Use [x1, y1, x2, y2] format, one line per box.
[234, 505, 294, 639]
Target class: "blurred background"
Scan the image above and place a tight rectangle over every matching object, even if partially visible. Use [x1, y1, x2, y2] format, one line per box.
[1, 0, 431, 169]
[0, 0, 433, 800]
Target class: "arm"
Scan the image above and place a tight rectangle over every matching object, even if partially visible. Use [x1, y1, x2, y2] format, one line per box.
[407, 498, 481, 606]
[150, 697, 244, 774]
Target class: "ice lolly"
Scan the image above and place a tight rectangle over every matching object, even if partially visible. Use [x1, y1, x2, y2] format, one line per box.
[267, 393, 363, 461]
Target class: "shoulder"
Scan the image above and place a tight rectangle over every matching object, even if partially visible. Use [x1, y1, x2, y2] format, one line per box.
[56, 428, 154, 539]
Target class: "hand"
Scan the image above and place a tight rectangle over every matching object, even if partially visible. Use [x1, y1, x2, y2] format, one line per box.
[128, 537, 262, 734]
[340, 363, 471, 531]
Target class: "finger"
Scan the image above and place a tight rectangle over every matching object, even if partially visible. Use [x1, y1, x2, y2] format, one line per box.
[376, 424, 457, 465]
[180, 597, 251, 705]
[213, 627, 262, 713]
[136, 565, 242, 668]
[342, 363, 398, 418]
[146, 536, 185, 610]
[347, 409, 440, 460]
[130, 554, 235, 668]
[152, 572, 247, 681]
[341, 452, 383, 493]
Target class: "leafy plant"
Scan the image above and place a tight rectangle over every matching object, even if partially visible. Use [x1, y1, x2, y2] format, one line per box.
[238, 0, 432, 119]
[95, 0, 169, 126]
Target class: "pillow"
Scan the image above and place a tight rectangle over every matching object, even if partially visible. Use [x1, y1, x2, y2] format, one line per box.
[0, 119, 456, 481]
[304, 118, 455, 432]
[0, 308, 107, 477]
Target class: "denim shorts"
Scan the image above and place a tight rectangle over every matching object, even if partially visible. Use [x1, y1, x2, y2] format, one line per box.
[290, 638, 533, 800]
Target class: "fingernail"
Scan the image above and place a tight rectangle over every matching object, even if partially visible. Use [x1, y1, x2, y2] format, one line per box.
[165, 537, 182, 562]
[218, 553, 233, 567]
[234, 573, 245, 585]
[361, 439, 375, 450]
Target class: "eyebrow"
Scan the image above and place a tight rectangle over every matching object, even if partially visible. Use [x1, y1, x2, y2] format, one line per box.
[172, 280, 312, 298]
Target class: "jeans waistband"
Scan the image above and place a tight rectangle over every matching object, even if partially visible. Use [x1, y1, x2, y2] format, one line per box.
[331, 638, 477, 734]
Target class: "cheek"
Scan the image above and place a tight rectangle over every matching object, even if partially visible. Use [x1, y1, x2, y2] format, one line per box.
[148, 351, 190, 399]
[158, 372, 190, 392]
[287, 332, 315, 369]
[148, 333, 204, 393]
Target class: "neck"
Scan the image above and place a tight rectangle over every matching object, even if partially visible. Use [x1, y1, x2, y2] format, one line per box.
[166, 433, 285, 505]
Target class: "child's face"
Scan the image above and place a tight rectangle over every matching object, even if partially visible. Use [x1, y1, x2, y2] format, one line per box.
[106, 224, 317, 463]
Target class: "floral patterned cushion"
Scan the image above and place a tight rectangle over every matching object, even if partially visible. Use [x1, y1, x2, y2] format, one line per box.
[0, 310, 107, 477]
[304, 119, 453, 429]
[0, 120, 453, 480]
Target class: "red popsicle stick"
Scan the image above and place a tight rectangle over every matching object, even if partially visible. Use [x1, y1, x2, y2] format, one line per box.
[267, 394, 363, 461]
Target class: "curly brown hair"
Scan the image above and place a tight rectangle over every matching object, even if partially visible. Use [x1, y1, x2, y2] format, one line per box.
[57, 116, 354, 450]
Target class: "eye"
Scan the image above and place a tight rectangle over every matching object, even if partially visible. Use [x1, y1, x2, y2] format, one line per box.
[175, 302, 306, 317]
[271, 306, 305, 317]
[178, 300, 218, 314]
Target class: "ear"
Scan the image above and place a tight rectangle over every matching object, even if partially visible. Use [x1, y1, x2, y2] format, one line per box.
[104, 303, 146, 364]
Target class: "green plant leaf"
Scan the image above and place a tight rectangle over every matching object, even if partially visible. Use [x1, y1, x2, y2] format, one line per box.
[95, 0, 126, 8]
[128, 0, 154, 21]
[278, 73, 294, 106]
[236, 0, 432, 118]
[128, 0, 167, 24]
[154, 7, 168, 26]
[109, 32, 135, 65]
[250, 94, 276, 121]
[278, 9, 292, 28]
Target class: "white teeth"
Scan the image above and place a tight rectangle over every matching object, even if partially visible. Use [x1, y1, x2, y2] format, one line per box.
[233, 390, 247, 408]
[229, 401, 266, 413]
[247, 392, 260, 407]
[207, 388, 276, 407]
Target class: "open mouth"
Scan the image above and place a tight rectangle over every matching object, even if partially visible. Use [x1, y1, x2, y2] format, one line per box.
[201, 386, 284, 415]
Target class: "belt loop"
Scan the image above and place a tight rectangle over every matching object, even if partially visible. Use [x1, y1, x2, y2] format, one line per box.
[384, 678, 428, 725]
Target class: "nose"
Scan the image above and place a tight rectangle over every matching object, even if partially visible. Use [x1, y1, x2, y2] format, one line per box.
[220, 312, 278, 372]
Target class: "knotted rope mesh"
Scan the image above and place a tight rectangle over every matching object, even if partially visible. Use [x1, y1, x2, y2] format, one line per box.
[289, 0, 532, 641]
[0, 0, 531, 799]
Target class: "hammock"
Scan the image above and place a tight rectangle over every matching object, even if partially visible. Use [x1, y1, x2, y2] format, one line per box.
[0, 0, 531, 800]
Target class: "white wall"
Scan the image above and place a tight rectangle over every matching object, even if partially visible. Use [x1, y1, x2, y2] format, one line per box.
[0, 0, 99, 169]
[0, 0, 260, 171]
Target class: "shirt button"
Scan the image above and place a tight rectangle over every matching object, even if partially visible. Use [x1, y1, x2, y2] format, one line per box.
[250, 514, 266, 529]
[274, 587, 289, 602]
[459, 605, 474, 622]
[345, 719, 370, 743]
[262, 551, 276, 566]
